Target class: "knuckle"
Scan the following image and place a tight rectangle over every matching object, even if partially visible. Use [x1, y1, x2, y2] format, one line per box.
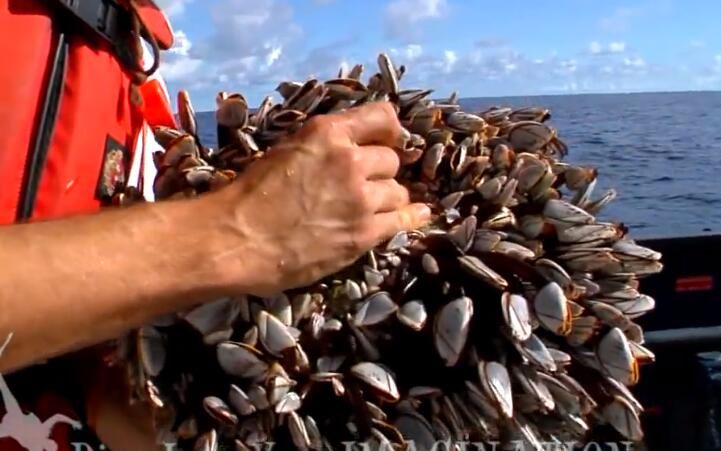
[304, 114, 328, 131]
[381, 147, 401, 171]
[379, 101, 397, 117]
[330, 146, 358, 175]
[351, 183, 374, 213]
[359, 191, 376, 213]
[394, 182, 410, 204]
[380, 102, 402, 125]
[381, 180, 405, 205]
[391, 150, 402, 169]
[302, 115, 332, 137]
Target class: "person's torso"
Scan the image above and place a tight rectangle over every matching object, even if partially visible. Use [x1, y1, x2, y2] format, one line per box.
[0, 1, 174, 449]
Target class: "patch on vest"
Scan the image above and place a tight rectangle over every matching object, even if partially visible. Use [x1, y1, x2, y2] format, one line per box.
[96, 136, 129, 201]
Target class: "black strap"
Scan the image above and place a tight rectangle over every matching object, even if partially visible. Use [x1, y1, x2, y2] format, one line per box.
[16, 30, 69, 221]
[47, 0, 162, 102]
[49, 0, 131, 46]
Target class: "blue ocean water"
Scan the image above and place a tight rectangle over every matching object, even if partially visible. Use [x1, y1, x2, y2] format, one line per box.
[197, 91, 721, 239]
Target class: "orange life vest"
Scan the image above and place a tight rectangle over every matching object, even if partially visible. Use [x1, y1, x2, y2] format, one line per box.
[0, 0, 174, 449]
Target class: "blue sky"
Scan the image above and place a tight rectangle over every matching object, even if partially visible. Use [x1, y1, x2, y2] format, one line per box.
[153, 0, 721, 111]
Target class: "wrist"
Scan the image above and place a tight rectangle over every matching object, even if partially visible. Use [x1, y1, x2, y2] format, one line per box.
[199, 183, 279, 297]
[158, 195, 241, 299]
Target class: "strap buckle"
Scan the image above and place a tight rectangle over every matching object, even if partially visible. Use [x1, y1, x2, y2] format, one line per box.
[50, 0, 131, 46]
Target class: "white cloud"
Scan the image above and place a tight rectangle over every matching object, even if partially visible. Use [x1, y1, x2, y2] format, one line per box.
[168, 30, 191, 57]
[370, 42, 671, 99]
[388, 0, 445, 22]
[384, 0, 447, 42]
[160, 0, 304, 105]
[195, 0, 302, 62]
[588, 41, 627, 55]
[690, 39, 706, 49]
[161, 57, 203, 83]
[444, 50, 457, 66]
[265, 46, 283, 67]
[624, 57, 646, 68]
[155, 1, 685, 111]
[406, 44, 424, 61]
[391, 44, 424, 62]
[292, 37, 358, 81]
[228, 11, 271, 26]
[560, 59, 577, 74]
[160, 29, 203, 83]
[609, 41, 626, 53]
[154, 0, 193, 17]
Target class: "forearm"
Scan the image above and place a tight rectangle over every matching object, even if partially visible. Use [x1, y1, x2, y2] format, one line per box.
[0, 197, 230, 373]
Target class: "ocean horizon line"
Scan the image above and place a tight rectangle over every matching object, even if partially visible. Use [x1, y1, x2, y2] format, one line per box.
[458, 88, 721, 99]
[194, 89, 721, 114]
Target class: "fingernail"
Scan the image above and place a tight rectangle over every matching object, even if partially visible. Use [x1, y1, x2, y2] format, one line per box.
[416, 204, 432, 223]
[401, 148, 424, 165]
[395, 126, 411, 150]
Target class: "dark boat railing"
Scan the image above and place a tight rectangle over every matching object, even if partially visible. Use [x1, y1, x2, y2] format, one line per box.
[632, 234, 721, 451]
[637, 233, 721, 350]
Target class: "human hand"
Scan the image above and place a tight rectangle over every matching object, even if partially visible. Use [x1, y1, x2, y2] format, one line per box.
[209, 101, 431, 296]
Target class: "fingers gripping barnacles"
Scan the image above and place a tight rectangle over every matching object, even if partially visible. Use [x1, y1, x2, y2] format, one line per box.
[125, 51, 662, 449]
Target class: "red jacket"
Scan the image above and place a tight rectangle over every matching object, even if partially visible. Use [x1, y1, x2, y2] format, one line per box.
[0, 0, 174, 449]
